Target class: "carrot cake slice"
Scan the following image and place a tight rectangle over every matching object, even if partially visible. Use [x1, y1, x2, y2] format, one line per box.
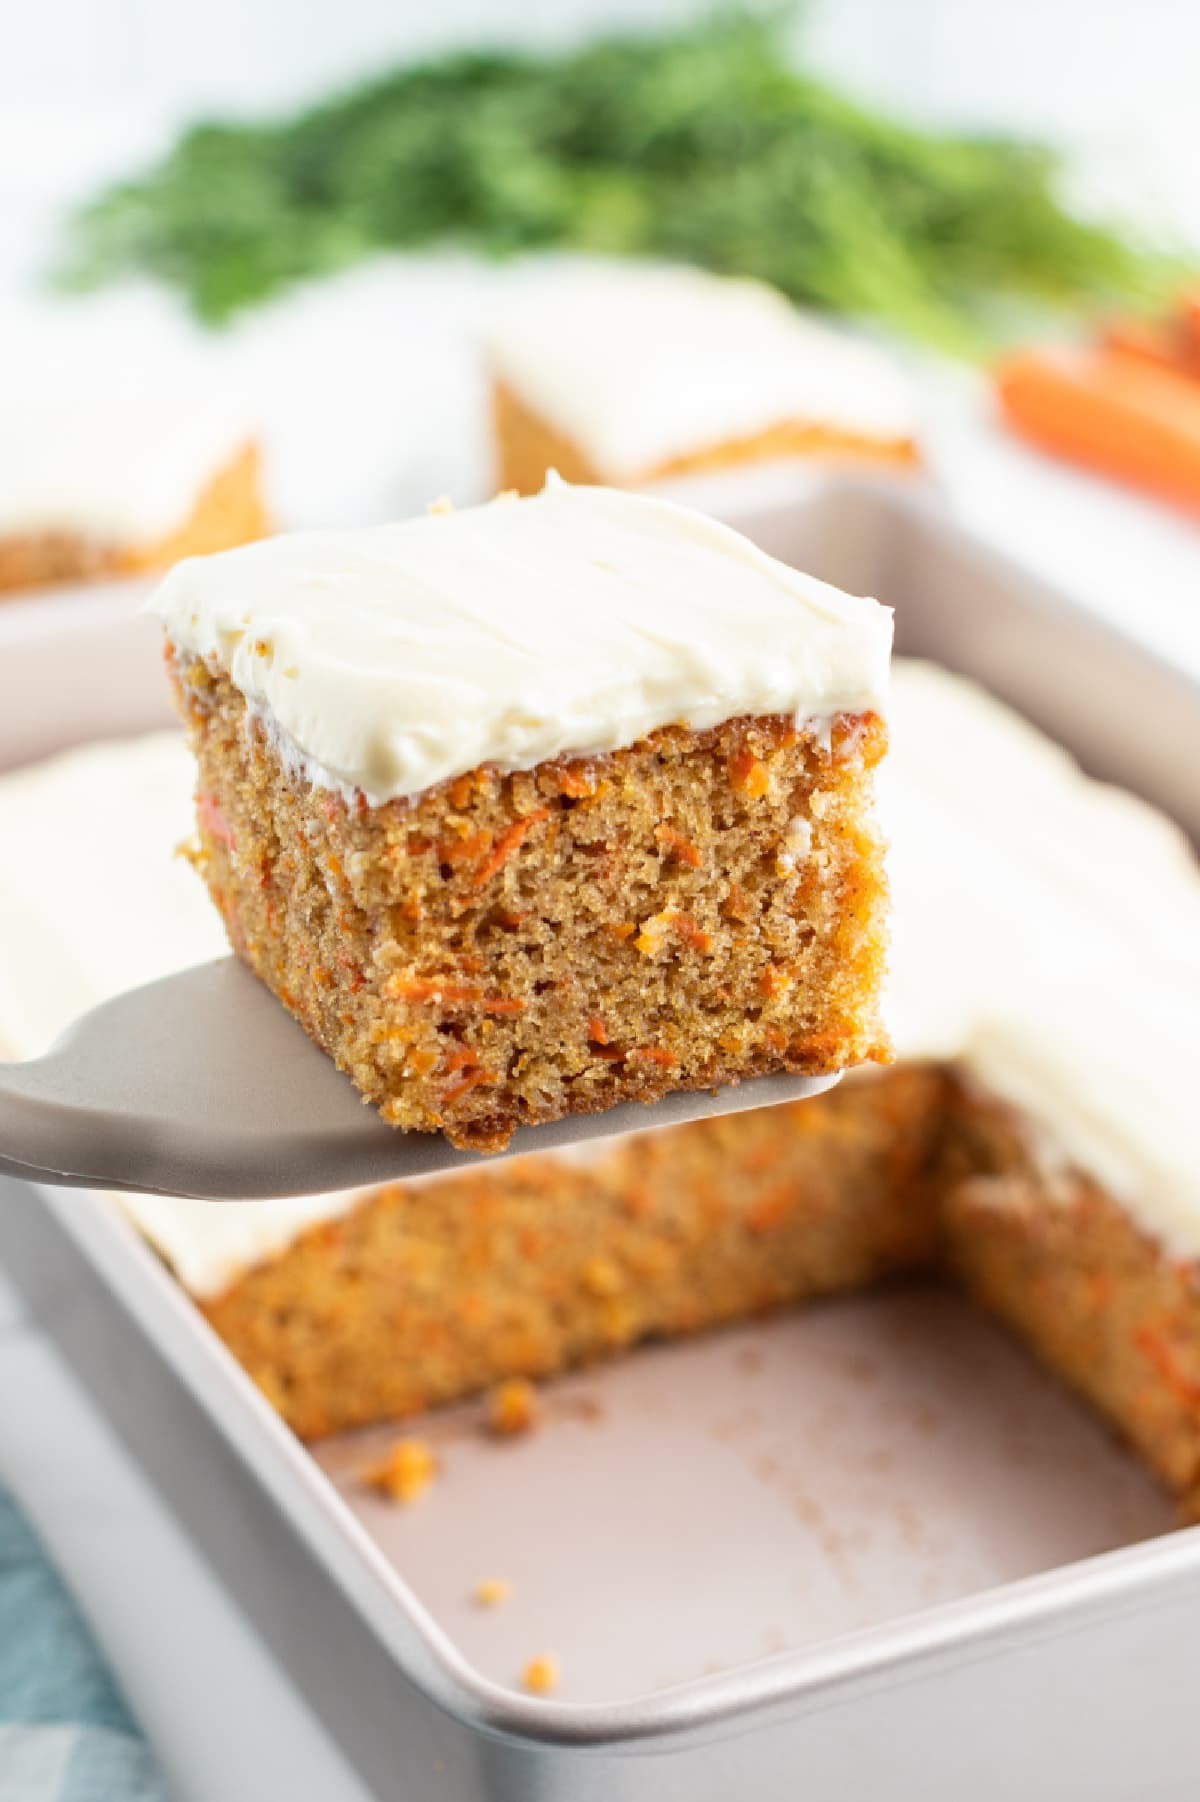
[0, 301, 269, 596]
[484, 260, 920, 495]
[148, 477, 893, 1149]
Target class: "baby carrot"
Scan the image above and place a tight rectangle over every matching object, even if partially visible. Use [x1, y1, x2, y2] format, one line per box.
[995, 345, 1200, 515]
[1100, 315, 1200, 381]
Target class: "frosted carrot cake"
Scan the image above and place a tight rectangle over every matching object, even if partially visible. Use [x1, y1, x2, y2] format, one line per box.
[0, 658, 1197, 1511]
[0, 302, 268, 596]
[484, 261, 920, 495]
[147, 477, 894, 1150]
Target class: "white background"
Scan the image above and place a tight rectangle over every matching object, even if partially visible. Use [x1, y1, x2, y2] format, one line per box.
[5, 0, 1200, 237]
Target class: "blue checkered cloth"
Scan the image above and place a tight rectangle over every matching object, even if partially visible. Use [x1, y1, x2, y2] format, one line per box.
[0, 1492, 164, 1801]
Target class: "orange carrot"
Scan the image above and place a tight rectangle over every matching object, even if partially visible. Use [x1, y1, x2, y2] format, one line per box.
[729, 750, 770, 798]
[1101, 315, 1200, 380]
[995, 345, 1200, 514]
[436, 828, 492, 868]
[655, 824, 702, 868]
[470, 809, 550, 889]
[557, 763, 597, 799]
[387, 976, 525, 1014]
[1134, 1323, 1200, 1409]
[442, 1068, 497, 1107]
[1181, 286, 1200, 351]
[335, 949, 365, 993]
[670, 912, 711, 952]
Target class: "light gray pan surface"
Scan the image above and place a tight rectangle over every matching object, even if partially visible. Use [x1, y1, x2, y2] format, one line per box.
[3, 478, 1200, 1801]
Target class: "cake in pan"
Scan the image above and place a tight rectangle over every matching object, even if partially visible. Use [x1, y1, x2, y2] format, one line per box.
[0, 304, 269, 596]
[0, 660, 1196, 1508]
[484, 261, 920, 495]
[148, 478, 893, 1150]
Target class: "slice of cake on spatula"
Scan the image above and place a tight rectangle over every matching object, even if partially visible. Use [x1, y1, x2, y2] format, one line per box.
[149, 476, 892, 1150]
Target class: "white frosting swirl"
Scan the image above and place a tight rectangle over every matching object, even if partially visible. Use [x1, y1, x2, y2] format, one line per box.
[147, 477, 893, 803]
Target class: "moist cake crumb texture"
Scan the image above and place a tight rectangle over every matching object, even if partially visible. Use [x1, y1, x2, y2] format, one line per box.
[175, 662, 889, 1147]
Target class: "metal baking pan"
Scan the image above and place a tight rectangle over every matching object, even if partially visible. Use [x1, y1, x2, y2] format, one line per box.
[3, 476, 1200, 1801]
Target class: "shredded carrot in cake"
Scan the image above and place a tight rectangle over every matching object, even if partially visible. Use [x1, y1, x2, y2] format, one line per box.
[723, 883, 751, 921]
[729, 750, 770, 797]
[587, 1015, 609, 1044]
[671, 913, 711, 952]
[635, 910, 710, 955]
[386, 976, 526, 1014]
[1134, 1324, 1200, 1408]
[556, 764, 597, 799]
[443, 1068, 497, 1106]
[437, 827, 493, 868]
[655, 824, 702, 868]
[470, 809, 550, 889]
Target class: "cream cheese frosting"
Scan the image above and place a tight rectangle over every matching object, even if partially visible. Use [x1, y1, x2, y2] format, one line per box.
[881, 663, 1200, 1236]
[484, 259, 919, 477]
[0, 660, 1198, 1297]
[0, 298, 253, 543]
[147, 477, 894, 804]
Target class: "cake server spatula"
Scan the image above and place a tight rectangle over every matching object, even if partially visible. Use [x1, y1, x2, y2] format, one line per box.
[0, 957, 840, 1200]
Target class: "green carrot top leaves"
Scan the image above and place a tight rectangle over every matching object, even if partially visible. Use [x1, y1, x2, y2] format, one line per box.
[58, 10, 1177, 345]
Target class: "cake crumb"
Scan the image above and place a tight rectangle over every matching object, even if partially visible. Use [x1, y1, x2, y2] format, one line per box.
[487, 1377, 539, 1438]
[521, 1654, 559, 1695]
[360, 1436, 438, 1504]
[472, 1577, 513, 1608]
